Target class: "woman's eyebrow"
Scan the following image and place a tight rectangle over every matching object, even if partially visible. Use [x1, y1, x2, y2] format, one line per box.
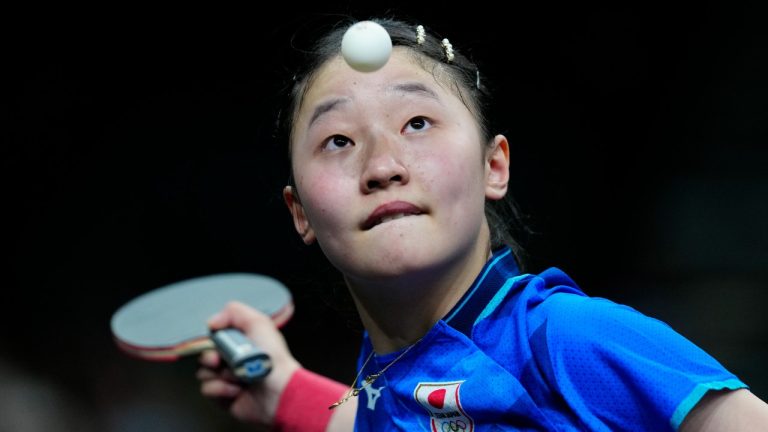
[308, 97, 349, 128]
[388, 82, 440, 101]
[307, 83, 439, 129]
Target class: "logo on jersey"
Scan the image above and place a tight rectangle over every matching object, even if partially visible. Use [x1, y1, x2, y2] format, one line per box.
[362, 383, 384, 410]
[414, 381, 474, 432]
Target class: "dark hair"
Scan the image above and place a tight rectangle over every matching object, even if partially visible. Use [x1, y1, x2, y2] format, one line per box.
[276, 16, 530, 269]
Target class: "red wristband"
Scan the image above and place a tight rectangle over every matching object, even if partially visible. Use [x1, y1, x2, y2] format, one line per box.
[273, 368, 348, 432]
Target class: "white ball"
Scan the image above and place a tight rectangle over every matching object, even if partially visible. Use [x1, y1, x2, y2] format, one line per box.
[341, 20, 393, 72]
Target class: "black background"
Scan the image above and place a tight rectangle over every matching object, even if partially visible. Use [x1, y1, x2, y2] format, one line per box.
[4, 2, 767, 430]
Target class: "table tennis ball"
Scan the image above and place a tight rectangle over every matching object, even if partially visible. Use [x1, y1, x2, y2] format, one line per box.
[341, 20, 392, 72]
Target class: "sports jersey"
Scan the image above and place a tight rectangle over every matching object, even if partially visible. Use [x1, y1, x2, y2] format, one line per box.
[353, 247, 747, 431]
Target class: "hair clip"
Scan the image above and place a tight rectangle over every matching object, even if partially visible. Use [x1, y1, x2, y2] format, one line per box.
[441, 38, 454, 62]
[416, 25, 426, 45]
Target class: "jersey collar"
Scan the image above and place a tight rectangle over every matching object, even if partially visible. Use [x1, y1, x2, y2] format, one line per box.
[443, 246, 520, 337]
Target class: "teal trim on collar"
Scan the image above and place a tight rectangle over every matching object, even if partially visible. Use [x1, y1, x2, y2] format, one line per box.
[475, 275, 527, 325]
[444, 248, 512, 323]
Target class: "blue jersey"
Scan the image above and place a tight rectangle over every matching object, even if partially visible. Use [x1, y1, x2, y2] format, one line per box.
[353, 247, 747, 431]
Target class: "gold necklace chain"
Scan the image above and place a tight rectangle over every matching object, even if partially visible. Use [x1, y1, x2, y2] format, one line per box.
[329, 338, 422, 410]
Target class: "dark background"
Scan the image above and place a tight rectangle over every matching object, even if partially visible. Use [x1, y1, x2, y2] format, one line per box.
[4, 2, 767, 430]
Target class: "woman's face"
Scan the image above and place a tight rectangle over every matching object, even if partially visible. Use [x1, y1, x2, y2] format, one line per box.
[285, 48, 507, 282]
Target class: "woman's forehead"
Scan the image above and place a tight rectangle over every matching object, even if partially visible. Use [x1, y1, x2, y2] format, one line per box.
[296, 49, 457, 120]
[314, 51, 438, 94]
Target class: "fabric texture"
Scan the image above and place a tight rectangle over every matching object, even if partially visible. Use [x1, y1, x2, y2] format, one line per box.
[353, 247, 748, 431]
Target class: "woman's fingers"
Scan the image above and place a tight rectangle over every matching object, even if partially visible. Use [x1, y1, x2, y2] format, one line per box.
[200, 378, 243, 399]
[208, 301, 275, 336]
[198, 349, 221, 368]
[197, 365, 239, 383]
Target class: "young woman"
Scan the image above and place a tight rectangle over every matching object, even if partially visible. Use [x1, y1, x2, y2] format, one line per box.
[197, 16, 768, 431]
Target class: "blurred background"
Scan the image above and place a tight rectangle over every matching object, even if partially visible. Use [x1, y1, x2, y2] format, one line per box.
[4, 1, 766, 430]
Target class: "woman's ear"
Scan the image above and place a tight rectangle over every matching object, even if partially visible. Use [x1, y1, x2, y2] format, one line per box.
[485, 134, 510, 201]
[283, 186, 316, 244]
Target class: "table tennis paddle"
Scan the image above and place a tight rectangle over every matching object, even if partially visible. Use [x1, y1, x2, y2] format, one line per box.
[111, 273, 293, 383]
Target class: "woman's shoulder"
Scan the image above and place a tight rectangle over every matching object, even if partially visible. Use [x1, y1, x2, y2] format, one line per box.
[523, 268, 673, 340]
[479, 265, 673, 342]
[519, 269, 729, 379]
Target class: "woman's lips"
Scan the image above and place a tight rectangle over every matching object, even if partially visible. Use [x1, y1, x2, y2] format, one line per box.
[363, 201, 424, 230]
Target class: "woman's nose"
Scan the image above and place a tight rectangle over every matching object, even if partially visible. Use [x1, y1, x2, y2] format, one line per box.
[359, 137, 409, 193]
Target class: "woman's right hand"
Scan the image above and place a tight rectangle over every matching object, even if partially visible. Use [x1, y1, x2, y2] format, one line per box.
[197, 301, 301, 428]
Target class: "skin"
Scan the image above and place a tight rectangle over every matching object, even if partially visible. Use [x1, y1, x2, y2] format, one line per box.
[198, 46, 768, 432]
[198, 302, 300, 428]
[284, 48, 510, 354]
[679, 389, 768, 431]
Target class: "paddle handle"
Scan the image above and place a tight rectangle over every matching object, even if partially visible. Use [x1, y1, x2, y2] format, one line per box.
[211, 328, 272, 383]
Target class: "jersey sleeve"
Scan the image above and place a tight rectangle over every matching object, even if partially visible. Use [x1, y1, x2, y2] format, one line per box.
[538, 293, 748, 431]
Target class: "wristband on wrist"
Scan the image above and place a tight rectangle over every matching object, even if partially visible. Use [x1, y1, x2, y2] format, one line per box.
[273, 368, 348, 432]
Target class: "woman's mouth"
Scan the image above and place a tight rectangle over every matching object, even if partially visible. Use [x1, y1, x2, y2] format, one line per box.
[363, 201, 424, 230]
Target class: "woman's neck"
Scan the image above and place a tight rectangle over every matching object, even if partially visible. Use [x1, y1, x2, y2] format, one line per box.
[346, 237, 492, 354]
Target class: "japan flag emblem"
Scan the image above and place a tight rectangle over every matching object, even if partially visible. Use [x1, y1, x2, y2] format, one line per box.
[414, 381, 474, 432]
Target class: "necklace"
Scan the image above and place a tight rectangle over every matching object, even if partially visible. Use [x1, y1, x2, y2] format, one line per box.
[329, 338, 422, 410]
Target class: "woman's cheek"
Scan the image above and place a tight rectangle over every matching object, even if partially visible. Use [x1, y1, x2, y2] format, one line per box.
[301, 177, 346, 224]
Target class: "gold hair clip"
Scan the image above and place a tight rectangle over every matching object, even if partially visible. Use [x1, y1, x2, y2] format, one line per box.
[416, 25, 426, 45]
[441, 38, 454, 62]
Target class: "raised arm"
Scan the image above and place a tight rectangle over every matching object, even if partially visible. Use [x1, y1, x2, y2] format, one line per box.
[680, 389, 768, 431]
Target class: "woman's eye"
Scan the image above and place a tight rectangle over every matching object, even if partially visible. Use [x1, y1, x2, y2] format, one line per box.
[403, 116, 432, 134]
[322, 135, 354, 151]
